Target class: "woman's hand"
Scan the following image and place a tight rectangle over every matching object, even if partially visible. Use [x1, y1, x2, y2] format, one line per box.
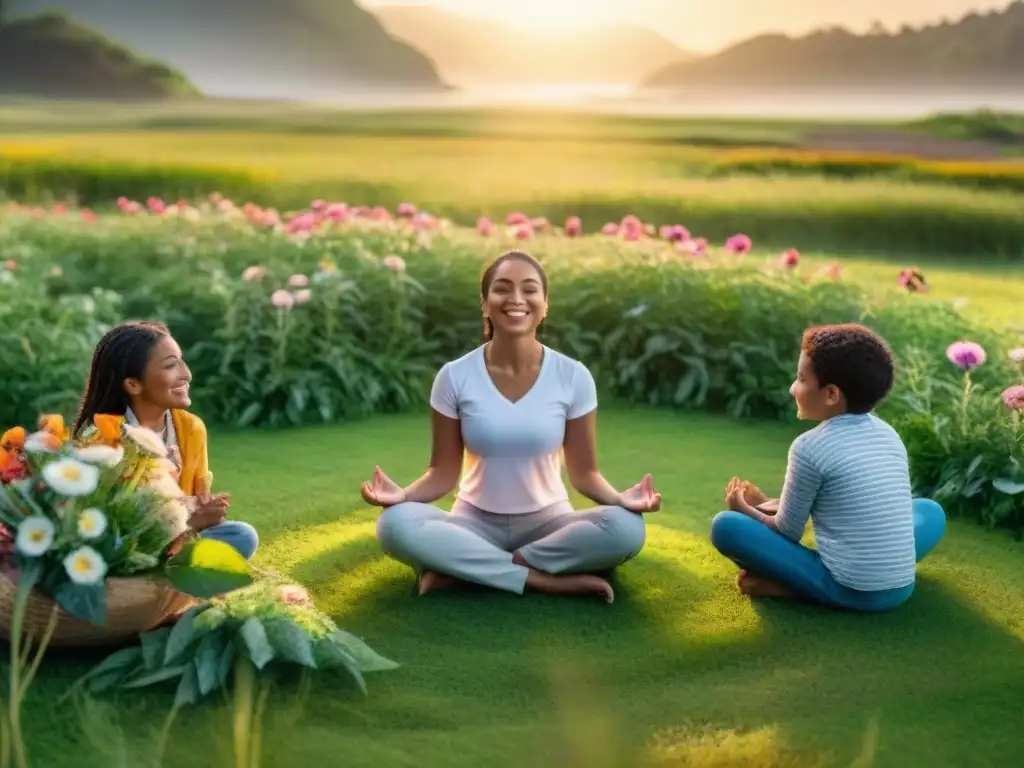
[618, 473, 661, 514]
[360, 466, 407, 508]
[189, 492, 229, 531]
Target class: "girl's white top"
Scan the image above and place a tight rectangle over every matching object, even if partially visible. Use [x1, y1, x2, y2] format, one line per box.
[430, 344, 597, 515]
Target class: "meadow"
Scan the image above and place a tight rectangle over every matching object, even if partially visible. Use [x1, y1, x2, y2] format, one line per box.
[1, 103, 1023, 767]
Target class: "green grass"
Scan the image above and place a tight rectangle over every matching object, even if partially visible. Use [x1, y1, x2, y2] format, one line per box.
[16, 409, 1024, 767]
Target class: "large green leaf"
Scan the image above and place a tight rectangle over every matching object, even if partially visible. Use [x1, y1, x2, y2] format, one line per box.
[166, 538, 254, 598]
[993, 478, 1024, 495]
[53, 581, 106, 626]
[194, 631, 226, 696]
[239, 617, 275, 670]
[84, 646, 144, 694]
[314, 639, 366, 695]
[163, 607, 200, 666]
[174, 662, 201, 709]
[329, 630, 399, 673]
[121, 665, 188, 690]
[139, 626, 172, 671]
[263, 618, 317, 669]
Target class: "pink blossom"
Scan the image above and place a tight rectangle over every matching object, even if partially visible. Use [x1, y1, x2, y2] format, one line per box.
[1007, 348, 1024, 363]
[564, 216, 582, 237]
[270, 289, 295, 310]
[622, 226, 642, 242]
[209, 192, 223, 204]
[81, 208, 96, 223]
[815, 263, 843, 280]
[325, 203, 349, 221]
[779, 249, 800, 268]
[412, 212, 437, 231]
[477, 216, 495, 236]
[506, 212, 529, 226]
[601, 222, 619, 236]
[946, 341, 986, 370]
[396, 202, 417, 217]
[242, 266, 265, 281]
[725, 234, 752, 254]
[288, 274, 309, 288]
[117, 197, 142, 215]
[371, 206, 392, 222]
[351, 205, 370, 218]
[514, 225, 533, 241]
[1001, 385, 1024, 410]
[293, 288, 312, 305]
[147, 197, 166, 214]
[383, 254, 406, 272]
[531, 217, 551, 232]
[52, 203, 67, 215]
[285, 213, 318, 234]
[311, 199, 327, 212]
[676, 238, 707, 257]
[660, 224, 690, 242]
[278, 584, 310, 606]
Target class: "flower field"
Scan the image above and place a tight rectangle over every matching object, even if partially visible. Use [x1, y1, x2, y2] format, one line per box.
[2, 194, 1022, 532]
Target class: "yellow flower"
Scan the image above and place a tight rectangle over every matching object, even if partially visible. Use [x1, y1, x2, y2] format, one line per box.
[63, 546, 107, 585]
[42, 458, 100, 497]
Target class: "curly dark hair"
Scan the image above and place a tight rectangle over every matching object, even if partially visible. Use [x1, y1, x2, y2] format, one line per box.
[801, 323, 896, 414]
[72, 321, 171, 437]
[479, 250, 548, 341]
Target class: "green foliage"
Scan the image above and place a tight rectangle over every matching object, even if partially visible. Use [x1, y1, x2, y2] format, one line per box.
[892, 350, 1024, 531]
[83, 579, 398, 706]
[911, 109, 1024, 146]
[165, 538, 255, 597]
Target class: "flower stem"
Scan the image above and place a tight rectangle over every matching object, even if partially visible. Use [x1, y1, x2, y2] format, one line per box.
[8, 586, 30, 768]
[18, 605, 59, 700]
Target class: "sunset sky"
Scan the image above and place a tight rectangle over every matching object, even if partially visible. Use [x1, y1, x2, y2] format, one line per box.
[361, 0, 1012, 50]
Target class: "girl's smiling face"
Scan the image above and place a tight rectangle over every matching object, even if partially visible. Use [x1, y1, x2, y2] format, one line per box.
[123, 335, 192, 410]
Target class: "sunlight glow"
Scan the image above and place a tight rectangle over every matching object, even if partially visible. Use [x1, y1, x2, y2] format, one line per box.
[367, 0, 626, 34]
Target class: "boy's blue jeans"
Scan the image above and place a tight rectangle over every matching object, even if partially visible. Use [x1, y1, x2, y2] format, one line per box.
[710, 498, 946, 612]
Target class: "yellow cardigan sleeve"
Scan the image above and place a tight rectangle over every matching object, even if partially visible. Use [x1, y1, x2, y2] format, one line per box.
[171, 410, 213, 496]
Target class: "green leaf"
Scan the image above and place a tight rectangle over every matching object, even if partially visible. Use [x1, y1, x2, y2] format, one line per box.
[83, 647, 144, 694]
[174, 662, 201, 709]
[167, 538, 254, 598]
[263, 619, 317, 669]
[122, 552, 160, 572]
[314, 640, 366, 695]
[164, 607, 200, 666]
[121, 664, 188, 690]
[239, 617, 275, 670]
[53, 581, 107, 626]
[139, 626, 172, 671]
[328, 630, 399, 673]
[216, 639, 237, 687]
[993, 478, 1024, 495]
[194, 632, 226, 696]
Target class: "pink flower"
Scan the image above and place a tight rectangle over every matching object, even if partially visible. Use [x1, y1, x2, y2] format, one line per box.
[293, 288, 312, 305]
[351, 205, 370, 217]
[382, 254, 406, 272]
[242, 266, 265, 281]
[514, 225, 533, 241]
[288, 273, 309, 288]
[117, 197, 142, 215]
[81, 208, 96, 223]
[622, 227, 642, 242]
[1007, 348, 1024, 363]
[946, 341, 986, 370]
[396, 202, 417, 218]
[371, 206, 392, 222]
[564, 216, 582, 237]
[477, 216, 495, 236]
[779, 249, 800, 268]
[325, 203, 349, 221]
[147, 197, 166, 214]
[815, 263, 843, 280]
[1001, 385, 1024, 410]
[531, 217, 551, 232]
[270, 289, 295, 310]
[209, 192, 223, 204]
[285, 213, 317, 234]
[278, 584, 310, 606]
[506, 212, 529, 226]
[601, 222, 619, 236]
[676, 238, 707, 257]
[52, 203, 67, 215]
[412, 212, 437, 231]
[660, 224, 690, 242]
[311, 199, 327, 212]
[725, 234, 752, 254]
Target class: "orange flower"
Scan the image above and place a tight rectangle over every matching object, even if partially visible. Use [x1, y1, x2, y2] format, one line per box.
[1, 427, 26, 453]
[38, 413, 69, 441]
[93, 414, 125, 446]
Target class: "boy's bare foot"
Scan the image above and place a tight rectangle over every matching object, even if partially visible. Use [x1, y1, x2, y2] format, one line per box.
[737, 569, 795, 599]
[418, 570, 460, 596]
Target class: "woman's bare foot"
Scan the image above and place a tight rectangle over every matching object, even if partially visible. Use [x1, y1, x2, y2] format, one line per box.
[418, 570, 461, 596]
[736, 569, 795, 599]
[526, 571, 614, 603]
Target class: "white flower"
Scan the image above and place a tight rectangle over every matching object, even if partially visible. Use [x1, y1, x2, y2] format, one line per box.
[159, 498, 190, 539]
[16, 516, 55, 556]
[42, 458, 100, 497]
[123, 425, 168, 458]
[78, 508, 108, 539]
[74, 444, 125, 467]
[63, 546, 108, 585]
[24, 431, 58, 453]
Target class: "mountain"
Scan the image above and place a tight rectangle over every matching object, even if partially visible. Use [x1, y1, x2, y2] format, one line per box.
[642, 1, 1024, 91]
[0, 13, 199, 99]
[373, 5, 691, 86]
[7, 0, 448, 99]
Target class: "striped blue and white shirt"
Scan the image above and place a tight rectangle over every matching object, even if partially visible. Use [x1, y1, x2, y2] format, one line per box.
[775, 413, 917, 591]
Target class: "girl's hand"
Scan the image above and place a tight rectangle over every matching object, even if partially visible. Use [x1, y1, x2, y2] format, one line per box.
[618, 473, 661, 514]
[360, 466, 407, 508]
[725, 476, 748, 513]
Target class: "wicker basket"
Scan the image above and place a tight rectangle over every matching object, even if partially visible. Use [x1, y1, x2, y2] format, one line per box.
[0, 563, 198, 648]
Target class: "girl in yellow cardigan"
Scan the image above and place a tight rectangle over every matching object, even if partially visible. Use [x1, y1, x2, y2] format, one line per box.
[71, 321, 259, 559]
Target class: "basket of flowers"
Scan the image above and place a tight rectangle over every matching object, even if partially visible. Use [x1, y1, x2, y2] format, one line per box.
[0, 414, 252, 648]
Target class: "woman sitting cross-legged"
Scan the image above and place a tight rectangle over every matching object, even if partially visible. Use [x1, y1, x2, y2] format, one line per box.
[361, 249, 659, 603]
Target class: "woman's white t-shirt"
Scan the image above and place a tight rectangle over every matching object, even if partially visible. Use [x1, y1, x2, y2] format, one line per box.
[429, 344, 598, 515]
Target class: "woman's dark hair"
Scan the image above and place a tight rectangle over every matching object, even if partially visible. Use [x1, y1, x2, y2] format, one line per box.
[72, 321, 170, 437]
[479, 250, 548, 341]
